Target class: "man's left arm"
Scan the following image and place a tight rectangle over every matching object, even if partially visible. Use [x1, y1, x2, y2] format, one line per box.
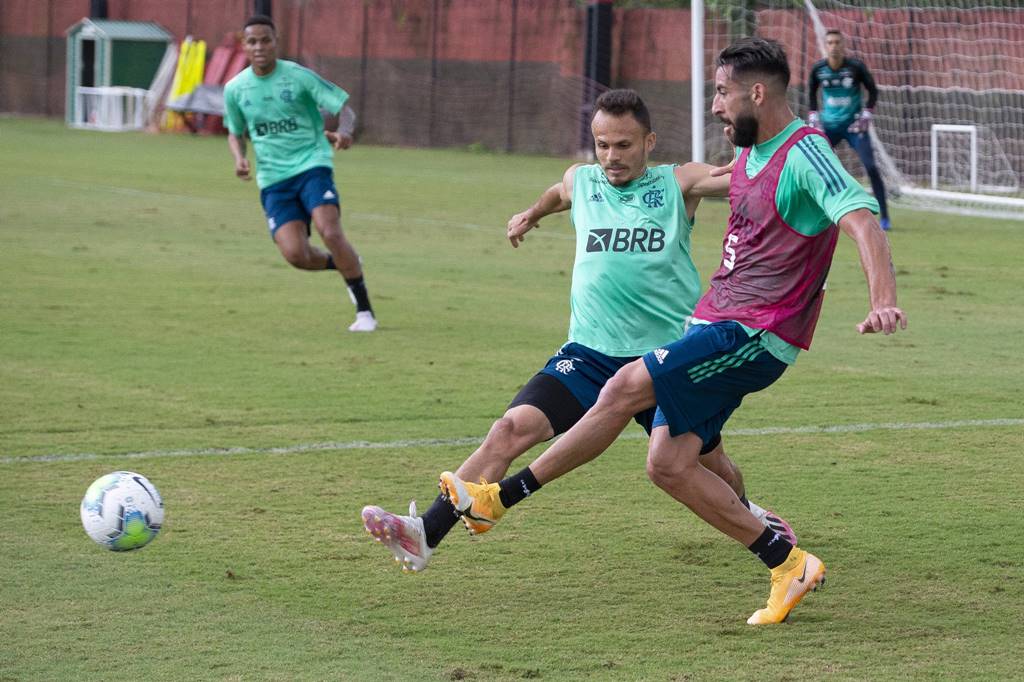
[297, 65, 353, 150]
[325, 106, 357, 150]
[858, 60, 879, 111]
[837, 208, 907, 335]
[675, 162, 730, 198]
[674, 162, 731, 225]
[850, 61, 879, 133]
[788, 135, 906, 334]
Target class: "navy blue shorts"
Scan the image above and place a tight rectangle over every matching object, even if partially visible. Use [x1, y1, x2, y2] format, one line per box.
[644, 321, 788, 446]
[825, 125, 878, 168]
[259, 166, 340, 238]
[536, 342, 657, 434]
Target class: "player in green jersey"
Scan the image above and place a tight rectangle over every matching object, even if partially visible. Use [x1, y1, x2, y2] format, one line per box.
[223, 15, 376, 332]
[808, 29, 891, 230]
[438, 38, 906, 625]
[362, 89, 797, 572]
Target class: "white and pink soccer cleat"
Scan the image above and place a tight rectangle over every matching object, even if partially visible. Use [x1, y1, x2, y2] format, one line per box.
[361, 501, 432, 572]
[748, 500, 799, 547]
[348, 310, 377, 332]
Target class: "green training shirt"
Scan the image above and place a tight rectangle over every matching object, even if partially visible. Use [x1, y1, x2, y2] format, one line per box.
[695, 119, 879, 364]
[748, 119, 879, 236]
[568, 164, 701, 357]
[808, 58, 878, 129]
[224, 60, 349, 188]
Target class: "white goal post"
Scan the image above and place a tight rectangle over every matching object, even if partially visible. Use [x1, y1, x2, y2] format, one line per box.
[931, 124, 977, 192]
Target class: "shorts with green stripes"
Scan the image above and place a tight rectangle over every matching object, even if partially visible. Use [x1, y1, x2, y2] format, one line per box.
[644, 321, 787, 446]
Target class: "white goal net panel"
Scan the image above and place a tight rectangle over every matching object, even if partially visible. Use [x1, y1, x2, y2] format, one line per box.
[700, 1, 1024, 220]
[71, 86, 149, 132]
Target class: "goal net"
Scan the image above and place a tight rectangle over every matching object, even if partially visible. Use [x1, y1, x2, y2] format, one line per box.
[698, 0, 1024, 221]
[70, 86, 149, 132]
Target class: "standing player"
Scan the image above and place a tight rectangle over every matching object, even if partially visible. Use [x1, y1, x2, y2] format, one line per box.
[808, 29, 891, 230]
[440, 38, 906, 625]
[224, 15, 376, 332]
[361, 89, 797, 572]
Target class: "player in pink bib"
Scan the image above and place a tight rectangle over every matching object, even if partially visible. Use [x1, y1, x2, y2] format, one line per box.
[693, 127, 839, 349]
[441, 37, 907, 626]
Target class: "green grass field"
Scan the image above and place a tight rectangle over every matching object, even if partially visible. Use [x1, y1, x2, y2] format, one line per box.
[1, 117, 1022, 680]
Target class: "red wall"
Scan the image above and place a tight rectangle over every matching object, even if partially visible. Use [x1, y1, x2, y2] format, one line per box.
[3, 0, 1023, 169]
[275, 0, 583, 75]
[7, 1, 1024, 105]
[616, 8, 691, 83]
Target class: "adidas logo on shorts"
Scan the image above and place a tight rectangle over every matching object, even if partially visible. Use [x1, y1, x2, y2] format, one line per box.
[653, 348, 669, 365]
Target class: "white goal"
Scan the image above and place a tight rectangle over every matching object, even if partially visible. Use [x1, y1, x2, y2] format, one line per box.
[71, 86, 149, 132]
[693, 0, 1024, 221]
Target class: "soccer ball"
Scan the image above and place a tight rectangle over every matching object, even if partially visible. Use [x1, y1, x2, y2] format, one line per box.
[80, 471, 164, 551]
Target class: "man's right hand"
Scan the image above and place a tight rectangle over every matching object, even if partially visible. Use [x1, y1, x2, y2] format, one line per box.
[709, 156, 736, 178]
[808, 110, 823, 131]
[235, 157, 251, 181]
[507, 211, 538, 248]
[856, 305, 907, 335]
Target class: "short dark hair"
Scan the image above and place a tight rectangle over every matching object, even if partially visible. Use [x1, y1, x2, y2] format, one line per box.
[716, 37, 790, 91]
[244, 15, 275, 32]
[594, 89, 652, 133]
[825, 29, 843, 38]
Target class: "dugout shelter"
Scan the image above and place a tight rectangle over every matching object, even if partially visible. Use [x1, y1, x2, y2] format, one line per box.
[65, 18, 172, 131]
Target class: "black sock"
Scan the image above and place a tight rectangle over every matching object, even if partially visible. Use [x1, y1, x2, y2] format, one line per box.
[325, 255, 336, 270]
[748, 527, 794, 569]
[344, 275, 373, 314]
[498, 467, 542, 509]
[421, 494, 460, 548]
[739, 494, 750, 510]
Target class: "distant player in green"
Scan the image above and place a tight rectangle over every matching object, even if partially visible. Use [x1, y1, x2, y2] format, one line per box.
[361, 89, 798, 572]
[437, 38, 906, 625]
[808, 29, 891, 230]
[223, 15, 376, 332]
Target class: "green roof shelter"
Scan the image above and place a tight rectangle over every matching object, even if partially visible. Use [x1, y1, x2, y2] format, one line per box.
[65, 18, 173, 129]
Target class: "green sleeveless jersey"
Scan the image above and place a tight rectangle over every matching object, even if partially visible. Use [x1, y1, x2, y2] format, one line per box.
[568, 164, 699, 357]
[224, 60, 349, 188]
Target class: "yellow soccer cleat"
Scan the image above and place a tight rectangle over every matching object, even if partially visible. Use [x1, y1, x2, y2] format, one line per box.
[438, 471, 506, 535]
[747, 548, 826, 625]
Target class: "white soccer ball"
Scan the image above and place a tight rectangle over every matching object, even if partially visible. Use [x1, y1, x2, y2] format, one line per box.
[80, 471, 164, 551]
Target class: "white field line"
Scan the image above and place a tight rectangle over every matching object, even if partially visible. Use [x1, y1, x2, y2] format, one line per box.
[2, 418, 1021, 465]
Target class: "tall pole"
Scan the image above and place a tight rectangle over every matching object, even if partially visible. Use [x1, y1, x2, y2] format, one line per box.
[46, 0, 54, 115]
[580, 0, 613, 155]
[506, 0, 518, 153]
[429, 0, 439, 147]
[691, 0, 704, 163]
[296, 3, 305, 63]
[358, 1, 369, 129]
